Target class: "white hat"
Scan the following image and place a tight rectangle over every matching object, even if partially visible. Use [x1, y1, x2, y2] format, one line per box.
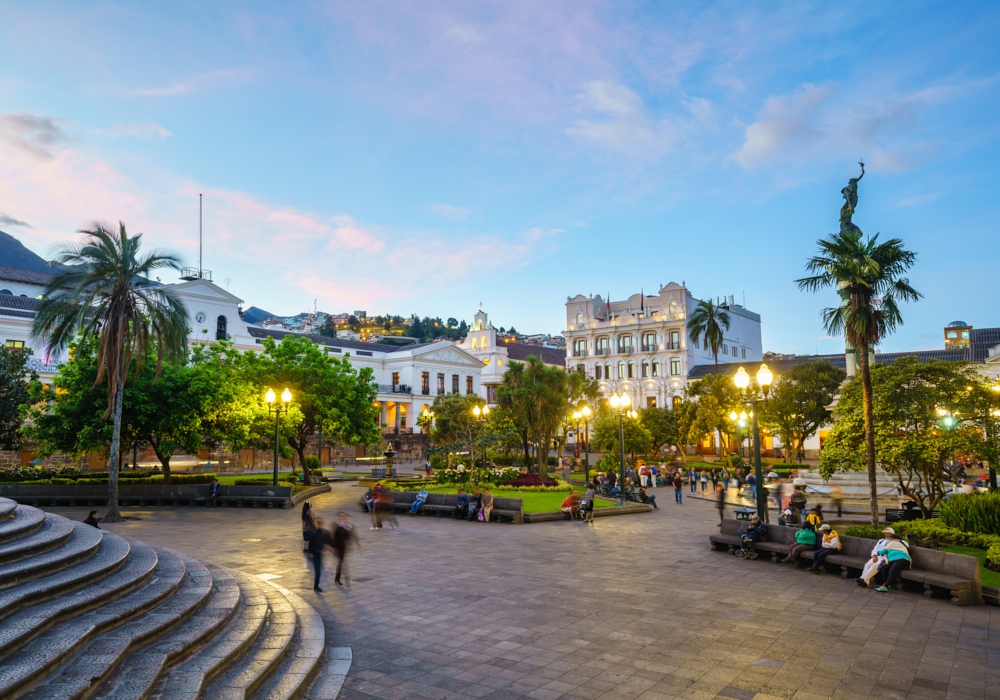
[783, 509, 792, 516]
[881, 527, 895, 535]
[819, 524, 831, 531]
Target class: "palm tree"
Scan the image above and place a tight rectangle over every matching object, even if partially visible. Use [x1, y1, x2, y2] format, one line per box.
[33, 222, 188, 522]
[686, 300, 731, 367]
[797, 230, 920, 528]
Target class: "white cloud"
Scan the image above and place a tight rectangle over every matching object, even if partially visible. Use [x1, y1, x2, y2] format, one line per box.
[0, 212, 31, 228]
[128, 68, 253, 97]
[429, 203, 469, 220]
[895, 192, 941, 208]
[98, 120, 173, 140]
[0, 112, 73, 159]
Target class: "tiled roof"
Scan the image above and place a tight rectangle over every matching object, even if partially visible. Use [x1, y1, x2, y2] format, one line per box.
[0, 295, 42, 311]
[246, 326, 438, 354]
[0, 308, 34, 320]
[504, 342, 567, 367]
[0, 265, 55, 286]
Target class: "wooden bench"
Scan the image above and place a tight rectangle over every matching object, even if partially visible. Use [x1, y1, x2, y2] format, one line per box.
[358, 491, 524, 523]
[709, 519, 983, 605]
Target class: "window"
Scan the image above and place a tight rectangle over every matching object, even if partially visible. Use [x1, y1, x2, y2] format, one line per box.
[617, 335, 632, 353]
[618, 361, 626, 379]
[466, 376, 474, 395]
[670, 358, 681, 375]
[487, 385, 497, 403]
[733, 345, 738, 357]
[391, 372, 400, 387]
[672, 396, 682, 409]
[216, 315, 227, 341]
[0, 289, 11, 295]
[483, 357, 490, 365]
[646, 397, 657, 408]
[693, 338, 699, 349]
[452, 375, 459, 394]
[471, 337, 478, 349]
[437, 373, 445, 395]
[722, 343, 728, 354]
[641, 332, 656, 351]
[576, 364, 585, 375]
[573, 339, 587, 357]
[421, 372, 430, 395]
[641, 361, 649, 378]
[652, 360, 659, 377]
[670, 331, 680, 349]
[627, 361, 635, 379]
[742, 348, 746, 359]
[669, 301, 678, 314]
[605, 362, 612, 379]
[497, 359, 502, 366]
[576, 312, 583, 325]
[5, 340, 25, 349]
[595, 337, 609, 355]
[595, 364, 603, 380]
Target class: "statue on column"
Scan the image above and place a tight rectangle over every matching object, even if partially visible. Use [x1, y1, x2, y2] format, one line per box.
[839, 162, 865, 235]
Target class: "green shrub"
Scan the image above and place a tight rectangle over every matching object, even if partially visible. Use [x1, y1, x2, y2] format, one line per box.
[893, 519, 1000, 572]
[844, 525, 882, 539]
[304, 455, 321, 470]
[235, 477, 296, 486]
[938, 492, 1000, 536]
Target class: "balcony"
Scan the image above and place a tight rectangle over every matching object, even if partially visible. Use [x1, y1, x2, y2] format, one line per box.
[180, 267, 212, 281]
[573, 350, 588, 358]
[617, 345, 633, 355]
[594, 348, 610, 356]
[666, 342, 681, 350]
[421, 387, 430, 396]
[640, 344, 656, 352]
[378, 384, 412, 394]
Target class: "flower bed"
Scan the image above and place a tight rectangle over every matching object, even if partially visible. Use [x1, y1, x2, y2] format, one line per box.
[434, 464, 519, 486]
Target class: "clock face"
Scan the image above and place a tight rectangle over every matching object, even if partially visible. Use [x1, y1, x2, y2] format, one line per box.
[195, 312, 207, 324]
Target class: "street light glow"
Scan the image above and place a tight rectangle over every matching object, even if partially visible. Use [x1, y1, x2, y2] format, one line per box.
[734, 366, 750, 389]
[265, 388, 276, 404]
[473, 406, 481, 417]
[581, 405, 592, 417]
[756, 363, 773, 388]
[609, 394, 621, 408]
[729, 411, 738, 421]
[740, 411, 748, 421]
[281, 388, 292, 404]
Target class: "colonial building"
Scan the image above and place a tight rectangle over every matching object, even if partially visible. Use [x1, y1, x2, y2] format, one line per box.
[563, 283, 763, 409]
[457, 309, 566, 403]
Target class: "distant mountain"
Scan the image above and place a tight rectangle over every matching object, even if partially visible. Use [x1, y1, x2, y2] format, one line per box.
[0, 230, 56, 272]
[241, 306, 275, 324]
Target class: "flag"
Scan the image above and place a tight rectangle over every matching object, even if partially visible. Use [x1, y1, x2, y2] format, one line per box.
[640, 289, 644, 314]
[606, 293, 611, 316]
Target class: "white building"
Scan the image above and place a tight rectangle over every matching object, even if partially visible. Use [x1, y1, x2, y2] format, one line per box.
[563, 282, 763, 409]
[457, 309, 567, 403]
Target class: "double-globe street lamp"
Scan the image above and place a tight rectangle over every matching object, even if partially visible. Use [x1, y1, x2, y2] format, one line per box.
[472, 404, 491, 470]
[608, 393, 637, 505]
[729, 410, 749, 461]
[572, 405, 592, 485]
[265, 387, 292, 487]
[733, 364, 774, 521]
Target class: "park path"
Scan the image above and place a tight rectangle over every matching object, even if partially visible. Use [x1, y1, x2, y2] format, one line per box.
[45, 483, 1000, 700]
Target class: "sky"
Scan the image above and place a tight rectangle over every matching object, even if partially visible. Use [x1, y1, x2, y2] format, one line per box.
[0, 1, 998, 355]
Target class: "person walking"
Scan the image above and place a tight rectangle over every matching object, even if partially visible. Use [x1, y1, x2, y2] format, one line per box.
[810, 524, 841, 573]
[711, 469, 719, 493]
[687, 467, 698, 494]
[875, 533, 912, 593]
[481, 487, 494, 522]
[580, 485, 596, 524]
[716, 483, 727, 526]
[672, 474, 683, 504]
[700, 471, 708, 493]
[746, 472, 756, 501]
[301, 501, 316, 568]
[829, 482, 844, 518]
[306, 517, 333, 592]
[331, 512, 360, 588]
[780, 523, 817, 564]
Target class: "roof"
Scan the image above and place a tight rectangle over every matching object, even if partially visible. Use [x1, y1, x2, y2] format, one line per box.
[0, 265, 55, 286]
[246, 326, 438, 354]
[504, 342, 567, 367]
[0, 294, 41, 320]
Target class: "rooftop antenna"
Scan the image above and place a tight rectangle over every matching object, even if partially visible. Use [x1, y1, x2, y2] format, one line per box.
[224, 277, 231, 291]
[199, 193, 203, 279]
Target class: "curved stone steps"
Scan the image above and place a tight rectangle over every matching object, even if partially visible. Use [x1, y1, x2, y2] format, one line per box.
[0, 520, 102, 589]
[14, 555, 211, 700]
[302, 648, 351, 700]
[0, 505, 46, 545]
[0, 539, 159, 660]
[251, 581, 326, 700]
[0, 516, 74, 565]
[85, 562, 241, 699]
[150, 571, 270, 700]
[0, 497, 16, 520]
[201, 575, 297, 700]
[0, 534, 130, 620]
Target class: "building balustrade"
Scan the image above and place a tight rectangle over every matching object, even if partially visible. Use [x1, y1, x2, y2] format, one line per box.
[378, 383, 412, 394]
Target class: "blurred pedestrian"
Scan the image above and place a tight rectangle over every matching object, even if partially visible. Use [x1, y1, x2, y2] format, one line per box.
[716, 483, 726, 526]
[830, 482, 844, 518]
[83, 510, 101, 528]
[331, 512, 360, 588]
[672, 474, 683, 504]
[306, 517, 333, 592]
[301, 501, 316, 568]
[481, 487, 494, 522]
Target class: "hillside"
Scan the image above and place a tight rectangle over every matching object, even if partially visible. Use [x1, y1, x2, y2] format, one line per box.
[0, 230, 55, 271]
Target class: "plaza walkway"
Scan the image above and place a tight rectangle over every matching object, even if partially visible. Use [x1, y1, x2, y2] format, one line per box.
[48, 483, 1000, 700]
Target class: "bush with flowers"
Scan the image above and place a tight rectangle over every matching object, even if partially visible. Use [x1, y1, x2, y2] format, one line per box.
[435, 464, 520, 486]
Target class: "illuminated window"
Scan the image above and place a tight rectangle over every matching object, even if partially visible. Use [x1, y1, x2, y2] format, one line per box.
[618, 361, 626, 379]
[483, 357, 490, 365]
[5, 340, 25, 349]
[652, 360, 659, 377]
[497, 359, 502, 366]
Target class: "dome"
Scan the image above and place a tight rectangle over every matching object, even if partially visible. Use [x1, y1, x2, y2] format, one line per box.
[948, 320, 968, 327]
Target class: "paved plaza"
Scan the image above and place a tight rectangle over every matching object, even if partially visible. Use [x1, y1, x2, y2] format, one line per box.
[48, 484, 1000, 700]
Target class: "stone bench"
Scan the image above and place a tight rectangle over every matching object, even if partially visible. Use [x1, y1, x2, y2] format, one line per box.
[359, 491, 524, 523]
[710, 519, 983, 605]
[0, 484, 293, 509]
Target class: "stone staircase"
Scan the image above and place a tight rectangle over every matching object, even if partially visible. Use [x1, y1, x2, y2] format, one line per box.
[0, 497, 350, 699]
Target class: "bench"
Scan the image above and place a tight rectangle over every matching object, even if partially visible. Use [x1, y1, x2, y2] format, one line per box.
[0, 484, 293, 509]
[358, 491, 524, 523]
[886, 507, 939, 522]
[709, 519, 983, 605]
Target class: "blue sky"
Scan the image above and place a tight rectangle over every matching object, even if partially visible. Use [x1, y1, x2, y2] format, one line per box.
[1, 2, 998, 354]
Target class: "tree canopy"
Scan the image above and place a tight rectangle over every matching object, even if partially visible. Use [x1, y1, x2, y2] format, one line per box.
[0, 346, 38, 451]
[759, 360, 846, 463]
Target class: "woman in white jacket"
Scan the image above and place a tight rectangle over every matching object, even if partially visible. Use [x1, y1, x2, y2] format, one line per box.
[858, 527, 904, 586]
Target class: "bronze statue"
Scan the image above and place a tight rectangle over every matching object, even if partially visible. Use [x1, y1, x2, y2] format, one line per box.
[839, 161, 865, 235]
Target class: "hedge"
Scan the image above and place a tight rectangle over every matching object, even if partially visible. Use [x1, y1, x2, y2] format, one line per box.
[938, 492, 1000, 537]
[5, 473, 219, 486]
[234, 477, 297, 486]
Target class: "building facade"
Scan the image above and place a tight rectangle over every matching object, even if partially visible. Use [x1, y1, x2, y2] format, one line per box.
[563, 282, 763, 409]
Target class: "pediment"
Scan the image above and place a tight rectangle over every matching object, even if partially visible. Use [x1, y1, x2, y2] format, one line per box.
[168, 279, 244, 305]
[417, 346, 483, 367]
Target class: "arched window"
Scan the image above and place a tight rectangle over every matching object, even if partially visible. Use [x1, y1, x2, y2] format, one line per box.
[672, 396, 682, 409]
[668, 301, 678, 315]
[618, 361, 626, 379]
[670, 357, 681, 375]
[575, 312, 583, 326]
[216, 315, 228, 340]
[652, 360, 660, 377]
[641, 361, 649, 378]
[595, 364, 603, 380]
[471, 337, 478, 349]
[0, 289, 11, 295]
[627, 361, 635, 379]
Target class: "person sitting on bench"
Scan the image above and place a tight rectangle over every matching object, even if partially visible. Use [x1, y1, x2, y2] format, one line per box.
[875, 533, 911, 593]
[780, 522, 817, 564]
[410, 487, 429, 515]
[454, 489, 469, 520]
[810, 524, 841, 573]
[737, 515, 766, 559]
[858, 527, 895, 587]
[638, 487, 658, 509]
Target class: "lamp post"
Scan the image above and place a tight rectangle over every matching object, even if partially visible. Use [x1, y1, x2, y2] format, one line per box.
[608, 393, 635, 505]
[265, 387, 292, 488]
[572, 405, 592, 486]
[739, 412, 748, 460]
[733, 364, 773, 521]
[472, 404, 490, 470]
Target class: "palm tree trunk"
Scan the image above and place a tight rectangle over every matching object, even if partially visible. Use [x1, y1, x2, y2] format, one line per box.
[857, 343, 879, 528]
[105, 381, 125, 522]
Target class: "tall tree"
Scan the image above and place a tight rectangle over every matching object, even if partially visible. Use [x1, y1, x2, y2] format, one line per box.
[496, 356, 568, 477]
[0, 346, 38, 450]
[33, 222, 187, 521]
[590, 412, 653, 458]
[639, 407, 681, 456]
[758, 360, 846, 463]
[688, 373, 742, 461]
[686, 300, 731, 367]
[496, 360, 531, 465]
[797, 165, 921, 527]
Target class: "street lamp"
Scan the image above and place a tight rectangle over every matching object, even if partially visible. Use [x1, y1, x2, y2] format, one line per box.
[572, 405, 593, 486]
[472, 404, 490, 470]
[608, 393, 633, 505]
[265, 387, 292, 487]
[733, 364, 773, 521]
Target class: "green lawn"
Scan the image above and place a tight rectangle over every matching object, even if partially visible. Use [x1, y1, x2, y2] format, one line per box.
[425, 487, 615, 514]
[940, 545, 1000, 587]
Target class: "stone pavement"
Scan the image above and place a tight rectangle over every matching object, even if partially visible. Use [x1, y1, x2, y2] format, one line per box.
[46, 484, 1000, 700]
